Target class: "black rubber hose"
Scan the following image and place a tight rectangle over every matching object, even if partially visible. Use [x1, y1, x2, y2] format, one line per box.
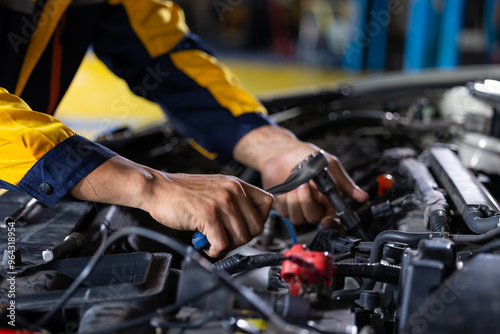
[335, 263, 400, 285]
[370, 231, 442, 264]
[451, 226, 500, 243]
[330, 280, 372, 301]
[370, 227, 500, 262]
[358, 241, 374, 253]
[331, 231, 441, 301]
[213, 253, 284, 275]
[464, 212, 500, 235]
[331, 227, 500, 301]
[470, 239, 500, 257]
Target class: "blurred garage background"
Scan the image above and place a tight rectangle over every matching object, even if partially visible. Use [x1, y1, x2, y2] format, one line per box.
[56, 0, 500, 137]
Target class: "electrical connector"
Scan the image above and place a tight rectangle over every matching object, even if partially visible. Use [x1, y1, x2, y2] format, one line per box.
[280, 244, 335, 295]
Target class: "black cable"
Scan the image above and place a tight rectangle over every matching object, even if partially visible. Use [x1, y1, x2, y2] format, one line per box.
[213, 253, 285, 275]
[451, 226, 500, 243]
[31, 226, 190, 331]
[335, 263, 400, 285]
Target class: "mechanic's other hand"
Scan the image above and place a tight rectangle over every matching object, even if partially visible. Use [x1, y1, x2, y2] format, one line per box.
[146, 173, 273, 257]
[233, 126, 368, 226]
[261, 146, 368, 225]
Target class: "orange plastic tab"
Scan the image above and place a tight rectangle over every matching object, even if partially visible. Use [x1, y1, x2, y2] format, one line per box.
[377, 174, 395, 196]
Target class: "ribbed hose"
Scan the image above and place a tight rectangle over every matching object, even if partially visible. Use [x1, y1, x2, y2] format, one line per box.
[335, 263, 400, 285]
[212, 253, 285, 275]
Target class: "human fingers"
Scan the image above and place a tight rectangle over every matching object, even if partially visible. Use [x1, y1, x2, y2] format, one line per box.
[287, 186, 306, 225]
[204, 179, 271, 257]
[272, 183, 326, 225]
[273, 194, 289, 220]
[220, 186, 251, 244]
[201, 214, 230, 258]
[296, 181, 325, 223]
[239, 182, 274, 234]
[327, 155, 369, 202]
[320, 216, 342, 229]
[219, 179, 270, 240]
[199, 179, 251, 257]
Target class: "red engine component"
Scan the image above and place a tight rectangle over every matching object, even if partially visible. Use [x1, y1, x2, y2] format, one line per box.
[280, 244, 335, 295]
[376, 173, 395, 196]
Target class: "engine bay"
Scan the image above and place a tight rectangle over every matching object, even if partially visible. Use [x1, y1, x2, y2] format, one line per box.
[3, 67, 500, 333]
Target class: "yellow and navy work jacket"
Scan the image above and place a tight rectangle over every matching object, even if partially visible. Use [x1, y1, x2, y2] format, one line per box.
[0, 0, 272, 206]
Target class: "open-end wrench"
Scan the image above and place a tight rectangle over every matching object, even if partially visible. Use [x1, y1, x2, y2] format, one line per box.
[192, 150, 367, 250]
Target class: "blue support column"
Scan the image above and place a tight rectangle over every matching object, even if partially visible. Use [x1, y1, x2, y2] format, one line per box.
[404, 0, 441, 71]
[484, 0, 499, 61]
[436, 0, 467, 68]
[365, 0, 390, 71]
[342, 0, 369, 72]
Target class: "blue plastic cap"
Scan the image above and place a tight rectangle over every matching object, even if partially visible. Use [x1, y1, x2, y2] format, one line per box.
[192, 231, 210, 250]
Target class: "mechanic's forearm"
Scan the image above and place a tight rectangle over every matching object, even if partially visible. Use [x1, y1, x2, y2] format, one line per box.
[68, 155, 155, 211]
[68, 154, 273, 258]
[233, 125, 317, 172]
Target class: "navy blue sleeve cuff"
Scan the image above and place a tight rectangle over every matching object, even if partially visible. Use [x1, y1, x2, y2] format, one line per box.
[14, 135, 117, 207]
[210, 113, 276, 162]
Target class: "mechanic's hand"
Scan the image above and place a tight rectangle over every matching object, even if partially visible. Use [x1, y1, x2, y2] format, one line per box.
[260, 146, 368, 226]
[146, 173, 273, 257]
[69, 156, 273, 258]
[233, 125, 368, 226]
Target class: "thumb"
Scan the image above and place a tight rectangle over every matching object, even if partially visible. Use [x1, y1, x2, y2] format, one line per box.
[241, 183, 274, 221]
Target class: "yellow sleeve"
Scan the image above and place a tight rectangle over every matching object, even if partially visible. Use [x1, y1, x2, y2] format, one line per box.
[107, 0, 266, 117]
[107, 0, 189, 58]
[0, 87, 76, 185]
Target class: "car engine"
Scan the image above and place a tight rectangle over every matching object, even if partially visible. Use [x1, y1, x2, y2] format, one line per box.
[2, 66, 500, 334]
